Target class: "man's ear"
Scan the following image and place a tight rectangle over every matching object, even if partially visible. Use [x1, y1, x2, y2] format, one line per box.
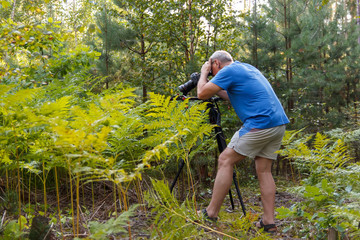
[217, 60, 221, 69]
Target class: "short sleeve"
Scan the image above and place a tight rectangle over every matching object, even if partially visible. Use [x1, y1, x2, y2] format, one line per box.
[209, 68, 233, 90]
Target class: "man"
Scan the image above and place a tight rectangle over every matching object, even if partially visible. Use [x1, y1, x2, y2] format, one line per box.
[197, 50, 289, 233]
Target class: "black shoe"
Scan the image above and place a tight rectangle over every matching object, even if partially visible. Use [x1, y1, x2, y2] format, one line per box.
[201, 209, 218, 222]
[256, 220, 277, 234]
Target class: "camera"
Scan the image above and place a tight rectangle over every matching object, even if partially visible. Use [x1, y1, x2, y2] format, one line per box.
[178, 72, 200, 95]
[178, 69, 213, 96]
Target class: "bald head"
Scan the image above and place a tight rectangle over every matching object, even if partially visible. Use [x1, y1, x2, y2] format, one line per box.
[210, 51, 233, 64]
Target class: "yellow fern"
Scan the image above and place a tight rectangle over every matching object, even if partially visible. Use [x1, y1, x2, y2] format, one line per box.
[39, 96, 72, 117]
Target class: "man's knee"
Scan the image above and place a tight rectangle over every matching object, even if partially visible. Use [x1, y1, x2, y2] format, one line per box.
[255, 157, 273, 174]
[218, 148, 245, 168]
[218, 153, 231, 168]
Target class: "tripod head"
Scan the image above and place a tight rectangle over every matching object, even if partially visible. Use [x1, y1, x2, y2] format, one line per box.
[171, 94, 222, 104]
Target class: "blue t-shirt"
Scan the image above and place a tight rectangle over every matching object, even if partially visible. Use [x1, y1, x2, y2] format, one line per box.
[210, 61, 289, 136]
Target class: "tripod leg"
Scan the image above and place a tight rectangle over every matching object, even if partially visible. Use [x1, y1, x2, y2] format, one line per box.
[233, 171, 246, 216]
[228, 189, 235, 210]
[209, 104, 246, 214]
[170, 159, 185, 193]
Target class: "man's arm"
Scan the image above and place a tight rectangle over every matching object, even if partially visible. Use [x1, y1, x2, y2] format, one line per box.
[197, 81, 222, 100]
[216, 90, 230, 101]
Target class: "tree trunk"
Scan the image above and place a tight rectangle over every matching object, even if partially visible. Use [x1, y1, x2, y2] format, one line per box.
[327, 227, 337, 240]
[29, 216, 52, 240]
[11, 0, 16, 20]
[104, 2, 109, 89]
[205, 4, 213, 59]
[73, 0, 77, 46]
[357, 0, 360, 44]
[188, 0, 195, 60]
[284, 0, 293, 112]
[253, 0, 258, 68]
[141, 29, 147, 102]
[354, 79, 358, 123]
[181, 8, 189, 62]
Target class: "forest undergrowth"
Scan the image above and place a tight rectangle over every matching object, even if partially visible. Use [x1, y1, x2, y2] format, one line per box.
[1, 81, 360, 239]
[0, 168, 304, 240]
[2, 0, 360, 238]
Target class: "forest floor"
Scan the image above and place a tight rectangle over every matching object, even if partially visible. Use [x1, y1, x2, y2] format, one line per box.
[0, 176, 304, 239]
[127, 176, 304, 240]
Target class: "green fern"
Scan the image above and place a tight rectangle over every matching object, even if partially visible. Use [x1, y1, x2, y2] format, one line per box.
[0, 83, 220, 238]
[276, 130, 360, 238]
[145, 179, 208, 240]
[85, 204, 138, 240]
[279, 131, 352, 176]
[146, 179, 273, 240]
[39, 96, 72, 117]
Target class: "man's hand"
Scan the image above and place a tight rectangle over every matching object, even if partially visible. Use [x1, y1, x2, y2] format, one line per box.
[197, 58, 222, 100]
[201, 58, 212, 76]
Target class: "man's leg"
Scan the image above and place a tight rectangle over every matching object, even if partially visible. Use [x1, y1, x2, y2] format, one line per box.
[255, 156, 275, 225]
[205, 147, 246, 218]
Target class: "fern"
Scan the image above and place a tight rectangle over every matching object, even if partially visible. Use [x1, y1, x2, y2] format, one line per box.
[146, 179, 273, 240]
[279, 131, 352, 177]
[312, 132, 330, 150]
[145, 179, 212, 240]
[99, 88, 137, 113]
[39, 96, 72, 117]
[1, 88, 40, 106]
[0, 85, 15, 96]
[132, 93, 213, 173]
[276, 130, 360, 238]
[0, 83, 220, 238]
[84, 204, 138, 240]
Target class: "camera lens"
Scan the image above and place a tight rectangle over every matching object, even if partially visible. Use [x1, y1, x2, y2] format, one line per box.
[178, 72, 200, 95]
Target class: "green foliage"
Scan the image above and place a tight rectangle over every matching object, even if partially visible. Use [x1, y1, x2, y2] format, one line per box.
[0, 79, 214, 237]
[279, 131, 351, 179]
[0, 190, 18, 214]
[146, 179, 274, 240]
[104, 0, 243, 95]
[145, 179, 206, 239]
[0, 216, 28, 240]
[276, 131, 360, 238]
[85, 205, 138, 240]
[92, 1, 134, 78]
[0, 18, 61, 84]
[243, 0, 360, 130]
[0, 16, 99, 88]
[0, 81, 213, 183]
[1, 0, 360, 238]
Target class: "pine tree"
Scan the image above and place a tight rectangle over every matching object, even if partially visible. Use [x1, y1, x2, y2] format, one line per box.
[111, 0, 160, 101]
[93, 1, 135, 89]
[247, 0, 360, 129]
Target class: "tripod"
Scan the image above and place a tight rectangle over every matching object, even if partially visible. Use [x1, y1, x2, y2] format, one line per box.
[169, 96, 246, 216]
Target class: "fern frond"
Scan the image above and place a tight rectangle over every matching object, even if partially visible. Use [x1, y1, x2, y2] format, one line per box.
[313, 132, 330, 150]
[146, 179, 251, 240]
[100, 88, 137, 113]
[39, 96, 72, 117]
[0, 84, 15, 97]
[2, 88, 40, 106]
[70, 103, 106, 129]
[88, 204, 138, 239]
[281, 128, 305, 146]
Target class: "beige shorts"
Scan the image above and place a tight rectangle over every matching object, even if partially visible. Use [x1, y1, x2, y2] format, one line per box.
[228, 125, 286, 160]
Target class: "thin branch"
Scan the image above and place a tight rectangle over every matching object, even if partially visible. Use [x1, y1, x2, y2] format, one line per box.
[121, 40, 142, 55]
[1, 210, 6, 228]
[144, 41, 156, 54]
